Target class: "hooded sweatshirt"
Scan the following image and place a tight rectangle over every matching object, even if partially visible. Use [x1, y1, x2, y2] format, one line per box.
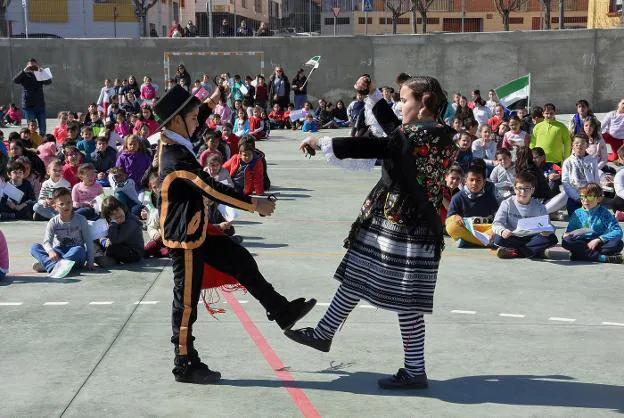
[561, 153, 601, 201]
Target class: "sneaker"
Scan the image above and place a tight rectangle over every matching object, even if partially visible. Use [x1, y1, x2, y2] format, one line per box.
[32, 262, 46, 273]
[602, 254, 624, 264]
[284, 327, 332, 352]
[456, 238, 467, 248]
[616, 211, 624, 222]
[274, 298, 317, 330]
[173, 361, 221, 384]
[496, 247, 519, 259]
[378, 368, 429, 390]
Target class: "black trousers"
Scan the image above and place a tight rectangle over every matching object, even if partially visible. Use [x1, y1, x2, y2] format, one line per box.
[106, 244, 142, 263]
[170, 235, 289, 358]
[612, 196, 624, 212]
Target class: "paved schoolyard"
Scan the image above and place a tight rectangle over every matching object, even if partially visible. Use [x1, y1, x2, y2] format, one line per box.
[1, 125, 623, 417]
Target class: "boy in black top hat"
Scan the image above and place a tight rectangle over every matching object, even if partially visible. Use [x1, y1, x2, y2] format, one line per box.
[155, 85, 316, 384]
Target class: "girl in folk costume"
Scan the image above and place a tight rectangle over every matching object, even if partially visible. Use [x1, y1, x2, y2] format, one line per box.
[289, 75, 456, 389]
[154, 85, 316, 385]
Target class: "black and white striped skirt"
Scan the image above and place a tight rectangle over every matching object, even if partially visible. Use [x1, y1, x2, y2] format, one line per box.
[335, 212, 440, 314]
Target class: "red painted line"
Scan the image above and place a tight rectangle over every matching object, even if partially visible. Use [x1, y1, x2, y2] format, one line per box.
[222, 291, 321, 418]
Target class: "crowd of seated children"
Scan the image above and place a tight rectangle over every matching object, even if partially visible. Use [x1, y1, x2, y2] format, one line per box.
[492, 171, 558, 259]
[445, 160, 499, 247]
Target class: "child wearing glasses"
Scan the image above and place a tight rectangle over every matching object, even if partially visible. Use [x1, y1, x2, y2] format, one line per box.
[562, 133, 601, 217]
[492, 171, 557, 259]
[555, 183, 623, 263]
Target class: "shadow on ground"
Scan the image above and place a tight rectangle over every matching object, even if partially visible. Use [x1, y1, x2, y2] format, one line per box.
[222, 373, 624, 412]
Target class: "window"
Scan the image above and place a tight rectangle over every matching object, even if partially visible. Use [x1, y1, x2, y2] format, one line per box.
[416, 17, 440, 24]
[173, 2, 180, 21]
[162, 25, 167, 36]
[255, 0, 263, 12]
[325, 17, 334, 24]
[430, 0, 452, 11]
[358, 17, 373, 24]
[396, 17, 410, 24]
[509, 17, 524, 24]
[242, 0, 247, 8]
[337, 17, 350, 24]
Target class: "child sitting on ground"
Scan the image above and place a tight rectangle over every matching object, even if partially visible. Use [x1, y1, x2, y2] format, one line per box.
[221, 123, 240, 158]
[223, 141, 265, 196]
[492, 171, 558, 259]
[557, 183, 623, 263]
[471, 124, 497, 173]
[533, 146, 562, 198]
[205, 154, 234, 187]
[456, 132, 473, 174]
[30, 187, 94, 273]
[0, 160, 36, 220]
[116, 135, 151, 191]
[142, 172, 168, 258]
[249, 106, 267, 140]
[490, 148, 516, 202]
[37, 135, 58, 168]
[233, 108, 250, 137]
[92, 136, 118, 187]
[71, 163, 103, 221]
[446, 160, 499, 247]
[268, 103, 285, 129]
[77, 126, 96, 163]
[98, 196, 144, 266]
[108, 166, 141, 214]
[198, 131, 224, 168]
[302, 113, 318, 133]
[62, 146, 83, 187]
[34, 160, 70, 221]
[562, 133, 601, 216]
[440, 165, 462, 227]
[611, 145, 624, 221]
[15, 156, 42, 198]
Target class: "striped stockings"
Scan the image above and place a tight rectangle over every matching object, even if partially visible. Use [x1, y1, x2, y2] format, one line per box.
[313, 284, 426, 376]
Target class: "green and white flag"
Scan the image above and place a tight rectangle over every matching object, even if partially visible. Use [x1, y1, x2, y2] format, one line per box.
[305, 56, 321, 69]
[495, 74, 530, 110]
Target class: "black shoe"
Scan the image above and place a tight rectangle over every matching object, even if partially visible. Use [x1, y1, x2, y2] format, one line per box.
[173, 361, 221, 384]
[603, 254, 624, 264]
[274, 298, 317, 330]
[284, 327, 332, 352]
[33, 212, 47, 221]
[378, 368, 429, 390]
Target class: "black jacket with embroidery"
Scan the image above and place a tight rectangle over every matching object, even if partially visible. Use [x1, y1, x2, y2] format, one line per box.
[158, 136, 256, 249]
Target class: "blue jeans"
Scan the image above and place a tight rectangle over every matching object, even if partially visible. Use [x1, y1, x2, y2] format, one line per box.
[23, 106, 46, 134]
[30, 243, 87, 273]
[33, 202, 57, 220]
[562, 236, 624, 261]
[294, 95, 307, 110]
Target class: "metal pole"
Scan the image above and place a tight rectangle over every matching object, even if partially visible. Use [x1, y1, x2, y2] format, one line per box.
[207, 0, 214, 37]
[21, 0, 28, 38]
[559, 0, 564, 29]
[234, 0, 237, 36]
[461, 0, 465, 32]
[333, 15, 336, 35]
[365, 11, 368, 34]
[114, 7, 118, 38]
[309, 0, 312, 33]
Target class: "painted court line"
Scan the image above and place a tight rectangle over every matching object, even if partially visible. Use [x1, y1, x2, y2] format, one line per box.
[316, 302, 331, 306]
[134, 301, 159, 305]
[499, 313, 526, 318]
[360, 304, 376, 309]
[451, 310, 477, 315]
[223, 291, 321, 418]
[549, 317, 576, 322]
[601, 321, 624, 327]
[0, 302, 23, 306]
[43, 302, 69, 306]
[89, 301, 114, 305]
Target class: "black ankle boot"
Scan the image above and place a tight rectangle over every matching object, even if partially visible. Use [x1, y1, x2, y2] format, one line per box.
[173, 356, 221, 384]
[272, 298, 317, 330]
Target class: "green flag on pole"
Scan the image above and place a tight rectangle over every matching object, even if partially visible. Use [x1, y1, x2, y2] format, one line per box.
[495, 74, 531, 110]
[304, 56, 321, 69]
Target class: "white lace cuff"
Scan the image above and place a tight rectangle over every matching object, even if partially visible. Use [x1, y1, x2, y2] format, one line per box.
[319, 136, 377, 171]
[364, 89, 386, 138]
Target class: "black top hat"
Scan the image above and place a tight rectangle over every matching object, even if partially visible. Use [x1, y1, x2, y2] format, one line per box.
[153, 84, 200, 130]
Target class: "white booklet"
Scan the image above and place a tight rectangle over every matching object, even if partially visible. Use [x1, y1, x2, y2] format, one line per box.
[512, 215, 555, 237]
[49, 259, 75, 279]
[217, 204, 238, 222]
[34, 67, 53, 82]
[1, 182, 24, 203]
[463, 217, 491, 246]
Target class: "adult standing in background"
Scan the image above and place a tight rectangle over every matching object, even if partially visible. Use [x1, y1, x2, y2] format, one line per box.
[268, 66, 290, 110]
[218, 18, 234, 37]
[237, 19, 253, 37]
[13, 58, 51, 134]
[255, 22, 271, 36]
[292, 69, 308, 110]
[186, 20, 197, 37]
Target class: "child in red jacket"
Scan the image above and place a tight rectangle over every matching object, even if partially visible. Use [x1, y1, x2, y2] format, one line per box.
[221, 123, 240, 158]
[249, 106, 267, 140]
[223, 141, 264, 196]
[268, 103, 285, 129]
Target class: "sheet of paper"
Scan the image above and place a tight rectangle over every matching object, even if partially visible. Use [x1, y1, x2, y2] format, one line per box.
[512, 215, 555, 236]
[217, 204, 238, 222]
[193, 86, 210, 101]
[463, 218, 491, 246]
[49, 259, 75, 279]
[88, 219, 109, 241]
[34, 67, 53, 81]
[2, 182, 24, 203]
[239, 84, 249, 95]
[289, 109, 305, 121]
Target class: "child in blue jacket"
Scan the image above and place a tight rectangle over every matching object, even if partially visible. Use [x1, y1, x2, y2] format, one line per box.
[557, 183, 623, 263]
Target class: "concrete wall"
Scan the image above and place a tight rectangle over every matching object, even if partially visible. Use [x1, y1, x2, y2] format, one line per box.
[1, 28, 623, 116]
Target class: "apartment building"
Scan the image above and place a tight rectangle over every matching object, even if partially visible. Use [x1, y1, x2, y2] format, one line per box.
[321, 0, 590, 35]
[587, 0, 622, 27]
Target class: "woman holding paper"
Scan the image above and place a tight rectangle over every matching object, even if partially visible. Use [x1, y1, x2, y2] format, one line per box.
[13, 58, 51, 134]
[289, 75, 456, 389]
